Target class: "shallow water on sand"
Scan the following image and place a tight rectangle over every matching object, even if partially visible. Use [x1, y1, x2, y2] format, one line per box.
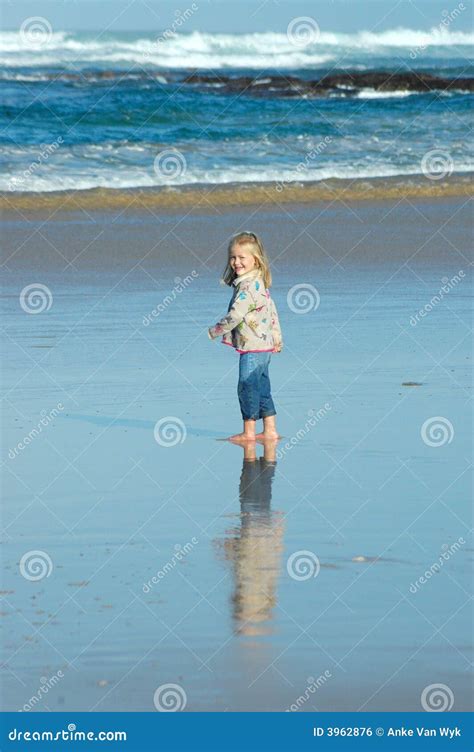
[1, 200, 472, 711]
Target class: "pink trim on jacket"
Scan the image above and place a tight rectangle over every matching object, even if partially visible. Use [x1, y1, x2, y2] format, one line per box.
[222, 341, 275, 354]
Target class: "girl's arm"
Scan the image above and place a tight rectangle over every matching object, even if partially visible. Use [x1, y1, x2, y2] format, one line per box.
[270, 297, 283, 349]
[208, 283, 254, 339]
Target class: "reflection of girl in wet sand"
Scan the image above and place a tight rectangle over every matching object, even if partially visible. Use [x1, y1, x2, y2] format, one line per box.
[221, 441, 285, 636]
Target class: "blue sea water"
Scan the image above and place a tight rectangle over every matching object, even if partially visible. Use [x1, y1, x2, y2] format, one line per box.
[1, 28, 473, 192]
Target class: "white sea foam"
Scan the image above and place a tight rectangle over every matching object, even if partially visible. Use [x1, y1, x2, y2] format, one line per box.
[355, 88, 418, 99]
[2, 158, 473, 193]
[0, 28, 472, 69]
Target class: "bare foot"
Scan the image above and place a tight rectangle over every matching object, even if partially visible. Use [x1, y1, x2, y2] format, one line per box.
[255, 431, 281, 440]
[228, 432, 256, 443]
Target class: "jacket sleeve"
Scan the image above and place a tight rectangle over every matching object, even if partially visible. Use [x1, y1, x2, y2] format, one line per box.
[270, 297, 283, 347]
[208, 283, 254, 339]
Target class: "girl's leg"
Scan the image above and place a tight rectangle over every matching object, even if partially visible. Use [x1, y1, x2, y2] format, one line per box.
[256, 414, 280, 439]
[256, 355, 280, 439]
[231, 354, 260, 442]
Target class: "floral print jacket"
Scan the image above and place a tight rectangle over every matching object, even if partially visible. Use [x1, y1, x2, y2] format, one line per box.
[208, 269, 283, 353]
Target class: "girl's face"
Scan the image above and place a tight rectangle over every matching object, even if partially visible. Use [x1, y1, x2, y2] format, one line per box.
[229, 243, 257, 276]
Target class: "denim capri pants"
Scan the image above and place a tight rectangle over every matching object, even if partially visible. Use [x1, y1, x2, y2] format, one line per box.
[237, 351, 276, 421]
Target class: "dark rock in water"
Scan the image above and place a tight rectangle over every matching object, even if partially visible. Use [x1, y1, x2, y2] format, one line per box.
[402, 381, 423, 386]
[12, 69, 472, 96]
[183, 73, 299, 94]
[182, 71, 474, 97]
[315, 71, 474, 93]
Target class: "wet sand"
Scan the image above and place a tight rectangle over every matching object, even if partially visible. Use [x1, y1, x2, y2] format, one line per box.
[1, 193, 472, 712]
[1, 173, 472, 214]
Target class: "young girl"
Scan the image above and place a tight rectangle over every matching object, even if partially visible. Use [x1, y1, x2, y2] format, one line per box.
[208, 231, 283, 443]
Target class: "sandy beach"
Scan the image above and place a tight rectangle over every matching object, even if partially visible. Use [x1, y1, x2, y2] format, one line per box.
[1, 174, 473, 214]
[1, 188, 472, 712]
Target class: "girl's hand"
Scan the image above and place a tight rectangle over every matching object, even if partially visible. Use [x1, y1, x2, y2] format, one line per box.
[274, 343, 282, 353]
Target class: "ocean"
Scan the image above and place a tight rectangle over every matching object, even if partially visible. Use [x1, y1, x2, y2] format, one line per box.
[1, 27, 473, 193]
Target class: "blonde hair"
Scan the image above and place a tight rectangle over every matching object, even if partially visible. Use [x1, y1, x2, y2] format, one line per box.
[222, 231, 272, 288]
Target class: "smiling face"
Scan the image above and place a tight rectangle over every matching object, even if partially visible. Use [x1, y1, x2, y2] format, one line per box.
[229, 243, 257, 276]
